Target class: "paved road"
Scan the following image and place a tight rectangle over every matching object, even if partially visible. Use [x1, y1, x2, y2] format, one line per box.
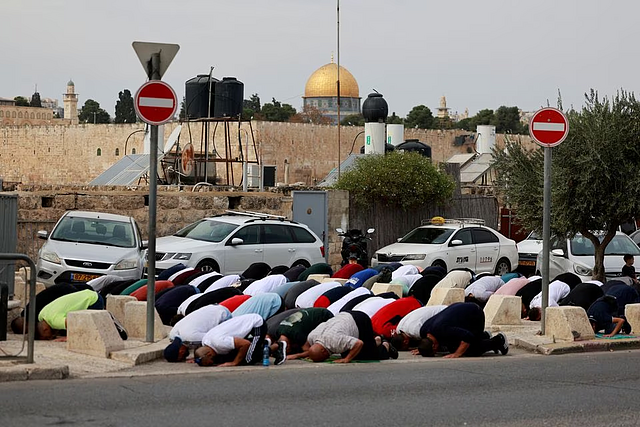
[3, 351, 640, 426]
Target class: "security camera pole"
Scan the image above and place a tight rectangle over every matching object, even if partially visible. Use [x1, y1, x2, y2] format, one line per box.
[132, 41, 179, 342]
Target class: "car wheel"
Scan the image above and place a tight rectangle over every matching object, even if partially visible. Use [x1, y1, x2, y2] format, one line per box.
[292, 259, 310, 269]
[494, 258, 511, 275]
[196, 259, 220, 273]
[431, 260, 447, 271]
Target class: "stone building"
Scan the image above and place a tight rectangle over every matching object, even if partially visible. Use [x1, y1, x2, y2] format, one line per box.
[302, 60, 361, 123]
[62, 80, 79, 124]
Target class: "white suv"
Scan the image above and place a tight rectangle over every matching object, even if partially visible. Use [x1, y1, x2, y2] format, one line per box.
[371, 217, 518, 275]
[151, 211, 325, 275]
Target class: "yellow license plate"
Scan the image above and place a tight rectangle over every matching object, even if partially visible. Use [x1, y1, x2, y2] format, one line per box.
[520, 261, 535, 266]
[71, 273, 101, 282]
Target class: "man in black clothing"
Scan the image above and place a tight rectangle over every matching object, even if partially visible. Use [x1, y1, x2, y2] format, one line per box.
[559, 282, 604, 312]
[515, 278, 542, 318]
[416, 302, 508, 358]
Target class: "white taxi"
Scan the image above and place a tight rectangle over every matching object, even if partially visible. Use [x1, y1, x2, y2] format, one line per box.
[371, 217, 518, 275]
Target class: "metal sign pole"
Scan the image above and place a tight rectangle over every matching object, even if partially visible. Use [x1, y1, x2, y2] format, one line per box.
[146, 52, 161, 342]
[541, 146, 552, 334]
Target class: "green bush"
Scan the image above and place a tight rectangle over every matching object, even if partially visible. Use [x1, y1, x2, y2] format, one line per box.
[333, 151, 455, 210]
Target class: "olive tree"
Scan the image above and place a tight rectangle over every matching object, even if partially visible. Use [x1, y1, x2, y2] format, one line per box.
[492, 90, 640, 281]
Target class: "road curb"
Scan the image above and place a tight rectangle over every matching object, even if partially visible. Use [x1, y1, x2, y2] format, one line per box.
[0, 364, 69, 382]
[514, 337, 640, 355]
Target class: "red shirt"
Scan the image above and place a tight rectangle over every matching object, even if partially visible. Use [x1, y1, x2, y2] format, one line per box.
[371, 296, 422, 338]
[219, 295, 252, 312]
[332, 264, 364, 279]
[131, 280, 174, 301]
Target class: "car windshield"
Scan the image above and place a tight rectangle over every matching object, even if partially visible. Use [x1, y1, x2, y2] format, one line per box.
[51, 216, 136, 248]
[174, 219, 237, 243]
[527, 231, 542, 240]
[570, 235, 640, 256]
[399, 227, 455, 244]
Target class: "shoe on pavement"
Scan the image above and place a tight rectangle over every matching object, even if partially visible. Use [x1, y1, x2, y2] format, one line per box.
[274, 341, 287, 365]
[388, 343, 399, 360]
[497, 332, 509, 355]
[109, 312, 128, 340]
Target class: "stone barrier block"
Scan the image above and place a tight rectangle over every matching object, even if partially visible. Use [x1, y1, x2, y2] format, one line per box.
[106, 295, 136, 327]
[427, 287, 464, 306]
[323, 278, 348, 285]
[13, 278, 45, 304]
[484, 295, 522, 326]
[124, 301, 167, 341]
[307, 274, 330, 282]
[625, 303, 640, 334]
[544, 306, 595, 342]
[66, 310, 124, 358]
[371, 283, 404, 298]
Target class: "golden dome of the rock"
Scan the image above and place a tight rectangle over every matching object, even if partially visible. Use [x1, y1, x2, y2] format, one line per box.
[304, 63, 360, 98]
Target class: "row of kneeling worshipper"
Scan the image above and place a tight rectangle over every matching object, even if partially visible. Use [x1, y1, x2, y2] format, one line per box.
[160, 263, 516, 366]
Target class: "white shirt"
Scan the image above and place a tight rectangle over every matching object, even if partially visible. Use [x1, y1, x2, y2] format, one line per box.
[392, 265, 420, 280]
[433, 270, 472, 289]
[170, 305, 231, 343]
[464, 276, 505, 302]
[201, 313, 263, 355]
[203, 274, 240, 293]
[352, 297, 394, 318]
[327, 287, 371, 315]
[295, 282, 342, 308]
[177, 293, 204, 316]
[530, 280, 570, 308]
[243, 275, 287, 296]
[168, 267, 195, 283]
[396, 305, 447, 338]
[87, 275, 121, 292]
[189, 272, 222, 289]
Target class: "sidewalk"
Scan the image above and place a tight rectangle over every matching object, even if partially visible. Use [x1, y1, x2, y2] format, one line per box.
[3, 322, 640, 383]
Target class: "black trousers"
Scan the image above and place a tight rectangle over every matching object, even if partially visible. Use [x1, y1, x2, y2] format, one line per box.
[214, 324, 268, 365]
[346, 311, 389, 360]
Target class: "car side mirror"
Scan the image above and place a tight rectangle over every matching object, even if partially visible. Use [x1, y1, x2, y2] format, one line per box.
[37, 230, 48, 240]
[551, 248, 565, 257]
[450, 239, 463, 246]
[336, 228, 344, 234]
[141, 240, 149, 249]
[397, 238, 402, 242]
[367, 228, 375, 234]
[230, 238, 244, 246]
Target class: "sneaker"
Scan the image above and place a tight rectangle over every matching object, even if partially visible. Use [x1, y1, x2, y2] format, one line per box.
[387, 343, 399, 360]
[108, 312, 128, 340]
[274, 341, 287, 365]
[497, 332, 509, 355]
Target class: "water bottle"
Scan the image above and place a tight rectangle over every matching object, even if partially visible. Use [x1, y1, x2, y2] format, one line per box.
[262, 342, 270, 367]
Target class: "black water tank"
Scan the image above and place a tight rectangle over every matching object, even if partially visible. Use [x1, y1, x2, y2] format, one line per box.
[396, 139, 432, 158]
[362, 93, 388, 123]
[214, 77, 244, 118]
[185, 75, 217, 119]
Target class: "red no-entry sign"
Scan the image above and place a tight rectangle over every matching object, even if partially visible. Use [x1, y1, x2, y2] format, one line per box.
[134, 80, 177, 125]
[529, 107, 569, 147]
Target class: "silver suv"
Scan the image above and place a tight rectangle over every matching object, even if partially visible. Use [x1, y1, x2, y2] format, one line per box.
[152, 211, 325, 275]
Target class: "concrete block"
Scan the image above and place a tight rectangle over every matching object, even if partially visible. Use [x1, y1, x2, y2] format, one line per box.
[484, 295, 522, 326]
[544, 306, 595, 342]
[323, 278, 348, 285]
[625, 303, 640, 334]
[371, 283, 404, 298]
[307, 274, 330, 282]
[66, 310, 124, 358]
[106, 295, 136, 327]
[124, 301, 167, 341]
[427, 287, 464, 306]
[13, 280, 45, 304]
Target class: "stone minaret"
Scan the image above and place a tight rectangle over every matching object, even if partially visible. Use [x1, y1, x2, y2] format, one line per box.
[63, 80, 78, 124]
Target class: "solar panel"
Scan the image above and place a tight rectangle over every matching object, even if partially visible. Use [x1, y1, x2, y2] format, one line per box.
[317, 154, 363, 187]
[89, 153, 163, 186]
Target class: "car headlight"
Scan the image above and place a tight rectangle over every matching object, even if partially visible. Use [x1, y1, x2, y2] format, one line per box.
[173, 253, 192, 261]
[115, 258, 139, 270]
[574, 264, 592, 276]
[403, 254, 426, 261]
[40, 251, 62, 265]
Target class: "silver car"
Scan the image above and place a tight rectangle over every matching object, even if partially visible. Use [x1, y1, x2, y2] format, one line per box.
[36, 211, 146, 286]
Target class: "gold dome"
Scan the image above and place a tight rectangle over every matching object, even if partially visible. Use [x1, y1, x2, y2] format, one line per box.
[304, 63, 360, 98]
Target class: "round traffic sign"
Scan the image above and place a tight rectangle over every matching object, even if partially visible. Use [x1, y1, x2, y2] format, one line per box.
[134, 80, 177, 125]
[529, 107, 569, 147]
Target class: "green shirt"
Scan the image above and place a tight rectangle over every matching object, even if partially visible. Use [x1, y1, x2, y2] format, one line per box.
[38, 289, 98, 330]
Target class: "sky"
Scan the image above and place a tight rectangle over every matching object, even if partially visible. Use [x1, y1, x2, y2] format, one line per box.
[2, 0, 639, 118]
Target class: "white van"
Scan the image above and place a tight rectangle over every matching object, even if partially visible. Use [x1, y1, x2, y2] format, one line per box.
[535, 231, 640, 282]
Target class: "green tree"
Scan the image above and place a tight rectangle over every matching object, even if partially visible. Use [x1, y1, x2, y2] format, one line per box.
[30, 92, 42, 108]
[291, 105, 332, 125]
[333, 151, 455, 209]
[387, 112, 403, 124]
[14, 96, 29, 106]
[179, 97, 186, 120]
[455, 117, 474, 131]
[242, 93, 261, 120]
[78, 99, 110, 124]
[473, 109, 495, 126]
[340, 114, 365, 126]
[404, 105, 434, 129]
[114, 89, 136, 123]
[260, 98, 296, 122]
[494, 106, 524, 134]
[492, 89, 640, 282]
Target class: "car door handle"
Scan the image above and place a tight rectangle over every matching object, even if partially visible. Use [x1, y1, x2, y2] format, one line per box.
[255, 249, 263, 253]
[288, 248, 296, 252]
